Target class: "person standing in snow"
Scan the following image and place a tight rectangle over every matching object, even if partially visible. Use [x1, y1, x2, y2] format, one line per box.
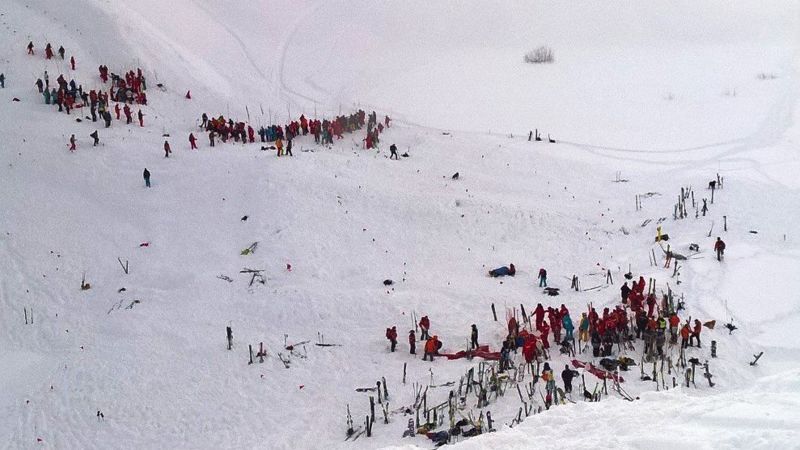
[562, 313, 574, 341]
[690, 319, 702, 347]
[189, 133, 197, 150]
[275, 137, 283, 157]
[408, 330, 416, 355]
[137, 109, 144, 127]
[143, 168, 151, 188]
[620, 281, 631, 303]
[27, 41, 35, 55]
[419, 315, 430, 341]
[68, 134, 76, 152]
[499, 342, 510, 372]
[470, 324, 479, 350]
[90, 130, 99, 147]
[423, 336, 438, 361]
[389, 144, 399, 160]
[561, 365, 575, 394]
[285, 137, 293, 156]
[578, 312, 589, 344]
[668, 312, 680, 345]
[680, 322, 691, 349]
[542, 362, 555, 405]
[714, 237, 726, 261]
[70, 56, 76, 71]
[123, 104, 132, 124]
[58, 45, 65, 59]
[0, 73, 5, 88]
[386, 326, 398, 352]
[538, 268, 548, 287]
[163, 140, 172, 158]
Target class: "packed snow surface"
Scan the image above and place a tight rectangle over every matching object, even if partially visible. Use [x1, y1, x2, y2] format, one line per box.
[1, 1, 799, 449]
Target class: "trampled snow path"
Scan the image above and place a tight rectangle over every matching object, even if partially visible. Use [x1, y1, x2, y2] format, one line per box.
[1, 1, 799, 449]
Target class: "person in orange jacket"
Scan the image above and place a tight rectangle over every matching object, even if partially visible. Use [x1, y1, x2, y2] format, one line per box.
[423, 335, 439, 361]
[668, 313, 681, 344]
[680, 322, 691, 349]
[275, 137, 283, 157]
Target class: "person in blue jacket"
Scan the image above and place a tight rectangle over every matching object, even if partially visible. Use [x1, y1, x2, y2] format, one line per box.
[489, 263, 516, 277]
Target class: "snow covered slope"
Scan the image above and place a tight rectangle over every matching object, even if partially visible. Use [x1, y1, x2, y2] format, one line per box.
[1, 0, 799, 449]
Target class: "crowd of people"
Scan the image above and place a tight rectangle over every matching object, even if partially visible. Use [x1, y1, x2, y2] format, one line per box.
[385, 262, 714, 408]
[193, 109, 392, 157]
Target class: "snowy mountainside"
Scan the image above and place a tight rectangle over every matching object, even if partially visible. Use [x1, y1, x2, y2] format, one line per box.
[1, 0, 799, 449]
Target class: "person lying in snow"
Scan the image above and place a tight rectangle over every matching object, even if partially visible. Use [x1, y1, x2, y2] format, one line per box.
[489, 263, 515, 277]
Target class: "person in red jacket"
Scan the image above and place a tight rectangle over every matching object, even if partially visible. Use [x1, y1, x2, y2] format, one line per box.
[646, 293, 657, 317]
[690, 319, 702, 347]
[522, 336, 537, 363]
[714, 237, 726, 261]
[408, 330, 416, 355]
[189, 133, 197, 150]
[114, 103, 121, 120]
[588, 307, 599, 329]
[419, 316, 430, 340]
[385, 326, 398, 352]
[163, 140, 172, 158]
[551, 311, 562, 343]
[680, 322, 691, 349]
[45, 43, 53, 59]
[635, 276, 646, 294]
[507, 316, 518, 338]
[123, 104, 132, 124]
[247, 126, 255, 143]
[300, 115, 308, 135]
[538, 321, 551, 349]
[534, 303, 546, 329]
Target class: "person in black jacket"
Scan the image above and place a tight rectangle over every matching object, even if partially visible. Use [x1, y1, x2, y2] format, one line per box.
[620, 281, 631, 302]
[143, 168, 151, 188]
[561, 365, 575, 394]
[470, 324, 479, 350]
